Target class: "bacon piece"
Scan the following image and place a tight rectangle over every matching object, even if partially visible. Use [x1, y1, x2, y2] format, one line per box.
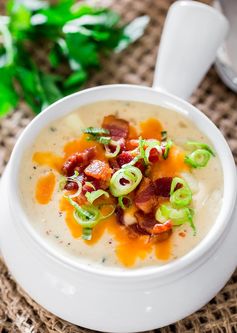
[152, 220, 173, 234]
[91, 179, 109, 190]
[135, 210, 157, 233]
[62, 147, 96, 176]
[134, 177, 158, 214]
[84, 160, 112, 181]
[134, 210, 172, 241]
[102, 115, 129, 140]
[109, 159, 120, 172]
[64, 181, 78, 191]
[134, 160, 146, 174]
[129, 223, 150, 236]
[150, 229, 172, 243]
[81, 183, 94, 195]
[154, 177, 173, 197]
[154, 177, 182, 197]
[115, 206, 124, 225]
[117, 151, 133, 167]
[148, 147, 159, 163]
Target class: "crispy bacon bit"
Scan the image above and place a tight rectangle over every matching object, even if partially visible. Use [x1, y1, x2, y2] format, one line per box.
[134, 177, 158, 214]
[126, 139, 139, 150]
[134, 210, 172, 241]
[148, 147, 160, 163]
[150, 230, 172, 243]
[81, 183, 94, 195]
[155, 177, 183, 197]
[154, 177, 173, 197]
[134, 210, 157, 233]
[84, 160, 112, 181]
[179, 231, 186, 238]
[134, 160, 146, 174]
[129, 223, 150, 236]
[109, 159, 120, 172]
[117, 151, 133, 167]
[115, 206, 124, 225]
[91, 179, 109, 190]
[62, 147, 96, 176]
[152, 220, 173, 234]
[102, 115, 129, 140]
[64, 181, 78, 191]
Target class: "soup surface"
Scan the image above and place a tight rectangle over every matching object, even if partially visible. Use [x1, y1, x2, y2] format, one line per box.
[19, 100, 223, 270]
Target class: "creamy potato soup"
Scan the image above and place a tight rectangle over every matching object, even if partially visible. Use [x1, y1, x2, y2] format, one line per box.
[19, 101, 223, 270]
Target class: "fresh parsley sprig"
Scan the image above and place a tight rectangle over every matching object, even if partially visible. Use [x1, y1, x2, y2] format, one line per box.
[0, 0, 149, 117]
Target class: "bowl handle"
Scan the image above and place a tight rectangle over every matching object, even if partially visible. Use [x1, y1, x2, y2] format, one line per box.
[152, 1, 229, 100]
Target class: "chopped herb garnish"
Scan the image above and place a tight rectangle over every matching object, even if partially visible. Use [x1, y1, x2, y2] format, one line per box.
[163, 139, 173, 159]
[82, 228, 93, 240]
[83, 127, 110, 136]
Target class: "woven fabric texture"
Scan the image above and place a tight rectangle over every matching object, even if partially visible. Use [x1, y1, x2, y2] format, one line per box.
[0, 0, 237, 332]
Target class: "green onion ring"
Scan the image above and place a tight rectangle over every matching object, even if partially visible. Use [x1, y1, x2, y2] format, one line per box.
[109, 165, 142, 197]
[118, 196, 132, 209]
[184, 149, 211, 168]
[105, 140, 121, 158]
[85, 189, 109, 204]
[145, 142, 162, 164]
[170, 177, 192, 207]
[155, 204, 196, 234]
[186, 141, 215, 156]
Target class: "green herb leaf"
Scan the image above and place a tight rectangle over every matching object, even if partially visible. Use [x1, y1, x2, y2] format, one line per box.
[1, 0, 149, 116]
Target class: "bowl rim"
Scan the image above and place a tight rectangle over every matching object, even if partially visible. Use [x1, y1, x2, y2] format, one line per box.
[8, 84, 237, 280]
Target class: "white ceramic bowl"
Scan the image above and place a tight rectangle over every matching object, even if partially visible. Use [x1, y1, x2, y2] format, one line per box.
[0, 2, 236, 332]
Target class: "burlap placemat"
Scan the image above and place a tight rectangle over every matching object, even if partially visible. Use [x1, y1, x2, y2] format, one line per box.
[1, 0, 237, 332]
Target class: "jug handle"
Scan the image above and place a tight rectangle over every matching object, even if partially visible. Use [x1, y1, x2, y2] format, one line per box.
[153, 1, 229, 100]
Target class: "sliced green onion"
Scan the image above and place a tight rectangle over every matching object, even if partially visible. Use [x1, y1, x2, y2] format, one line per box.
[170, 187, 192, 208]
[170, 177, 192, 208]
[110, 166, 142, 197]
[59, 176, 67, 190]
[82, 228, 92, 240]
[85, 189, 109, 204]
[98, 136, 111, 145]
[163, 139, 173, 159]
[67, 198, 99, 223]
[67, 180, 83, 198]
[121, 155, 140, 168]
[170, 177, 189, 196]
[105, 140, 121, 158]
[67, 198, 115, 240]
[83, 127, 110, 136]
[155, 204, 195, 233]
[118, 196, 132, 209]
[85, 181, 96, 190]
[161, 130, 168, 141]
[186, 141, 215, 156]
[69, 170, 79, 179]
[60, 171, 81, 193]
[144, 141, 162, 164]
[138, 137, 147, 163]
[185, 149, 211, 168]
[87, 135, 111, 145]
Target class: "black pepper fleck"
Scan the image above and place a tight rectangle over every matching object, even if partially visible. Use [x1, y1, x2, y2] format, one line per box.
[50, 127, 57, 132]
